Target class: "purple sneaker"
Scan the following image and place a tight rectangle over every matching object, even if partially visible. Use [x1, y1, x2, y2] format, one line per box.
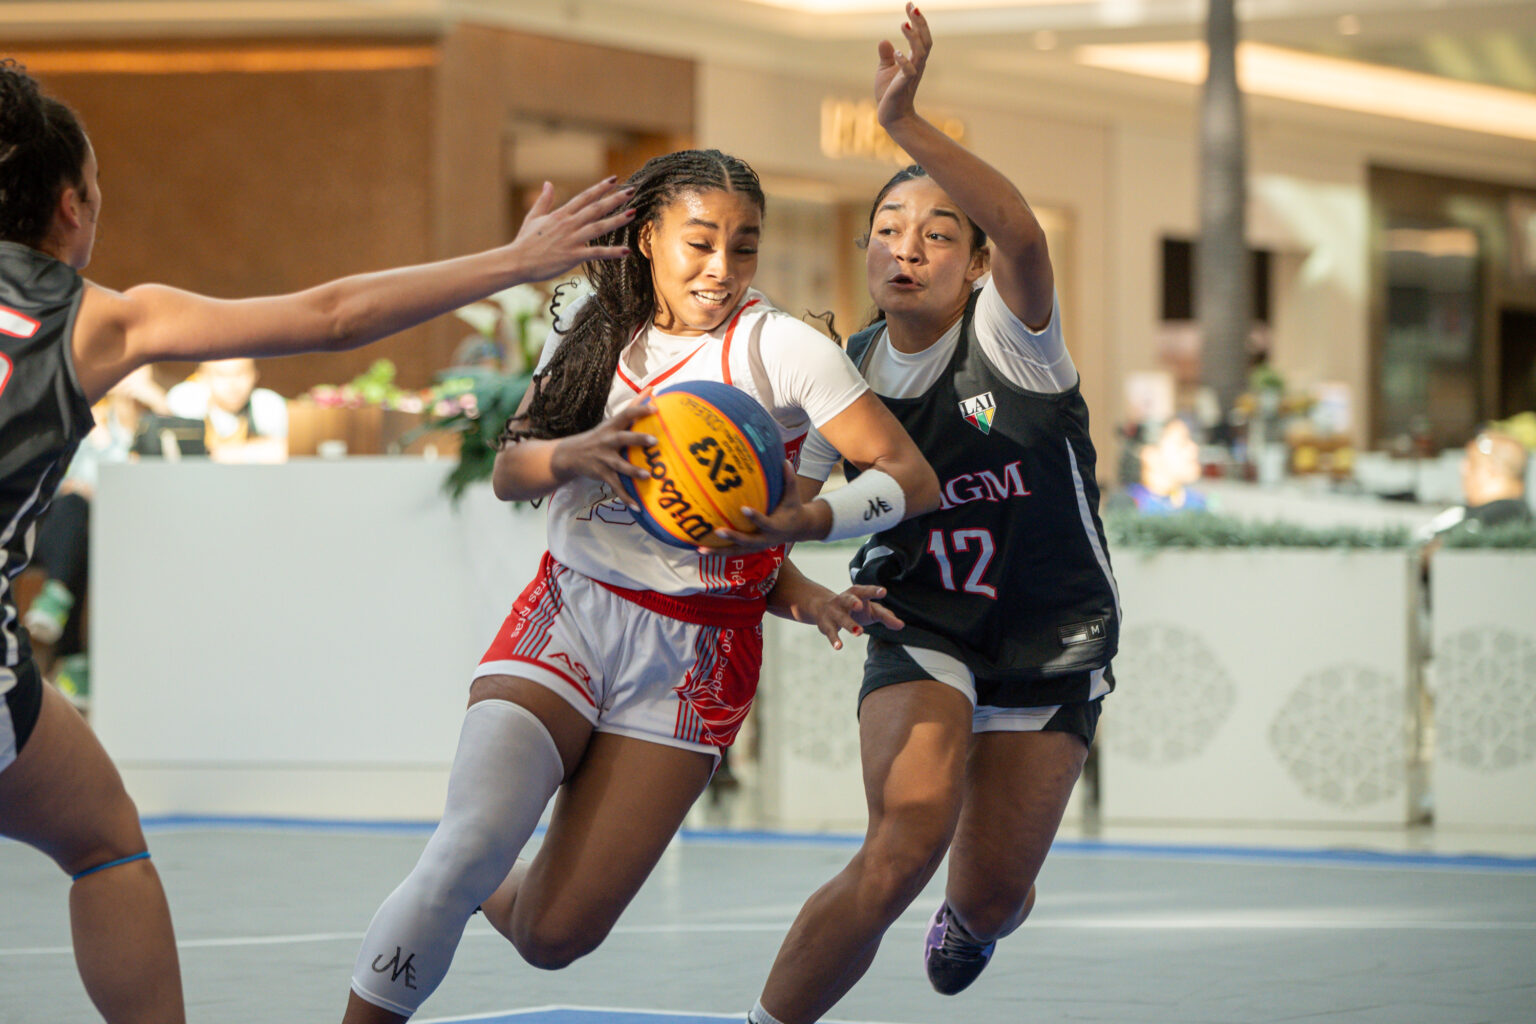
[923, 903, 996, 995]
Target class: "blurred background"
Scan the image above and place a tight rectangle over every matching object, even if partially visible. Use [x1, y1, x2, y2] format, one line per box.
[7, 0, 1535, 848]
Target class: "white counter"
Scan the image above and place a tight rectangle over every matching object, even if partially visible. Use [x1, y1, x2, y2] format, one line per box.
[92, 459, 546, 819]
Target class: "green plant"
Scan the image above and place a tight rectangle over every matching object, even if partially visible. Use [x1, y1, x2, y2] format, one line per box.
[1105, 510, 1413, 549]
[1439, 519, 1536, 549]
[400, 369, 533, 502]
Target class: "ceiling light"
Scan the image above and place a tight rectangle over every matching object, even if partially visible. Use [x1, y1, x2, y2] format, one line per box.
[1075, 41, 1536, 142]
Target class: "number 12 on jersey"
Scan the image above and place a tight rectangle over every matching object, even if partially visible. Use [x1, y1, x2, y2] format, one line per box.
[925, 528, 997, 599]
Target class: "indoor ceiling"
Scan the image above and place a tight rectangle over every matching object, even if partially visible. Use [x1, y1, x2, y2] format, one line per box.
[4, 0, 1535, 136]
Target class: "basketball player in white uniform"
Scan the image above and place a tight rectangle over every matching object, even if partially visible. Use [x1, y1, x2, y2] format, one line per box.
[343, 150, 939, 1022]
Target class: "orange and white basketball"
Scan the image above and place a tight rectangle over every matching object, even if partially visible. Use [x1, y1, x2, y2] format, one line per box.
[621, 381, 786, 549]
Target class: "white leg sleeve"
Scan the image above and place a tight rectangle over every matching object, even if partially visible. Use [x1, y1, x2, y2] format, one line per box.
[350, 699, 565, 1017]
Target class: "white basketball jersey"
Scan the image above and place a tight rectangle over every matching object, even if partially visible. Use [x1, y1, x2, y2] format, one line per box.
[545, 290, 867, 598]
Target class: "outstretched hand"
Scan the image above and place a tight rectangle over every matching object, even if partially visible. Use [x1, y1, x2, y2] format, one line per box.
[810, 585, 904, 651]
[549, 390, 657, 508]
[507, 177, 636, 282]
[874, 3, 932, 130]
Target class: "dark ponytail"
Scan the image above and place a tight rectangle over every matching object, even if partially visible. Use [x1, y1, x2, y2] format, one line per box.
[499, 149, 765, 445]
[0, 59, 90, 249]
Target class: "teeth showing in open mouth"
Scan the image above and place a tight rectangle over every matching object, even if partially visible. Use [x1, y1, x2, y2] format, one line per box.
[694, 290, 729, 304]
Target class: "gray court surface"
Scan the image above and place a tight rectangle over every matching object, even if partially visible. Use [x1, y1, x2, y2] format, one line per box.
[3, 822, 1534, 1024]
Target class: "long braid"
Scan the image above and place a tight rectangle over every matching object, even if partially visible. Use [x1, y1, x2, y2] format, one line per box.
[499, 149, 764, 445]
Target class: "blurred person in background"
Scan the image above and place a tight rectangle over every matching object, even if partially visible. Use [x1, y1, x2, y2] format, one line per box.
[1113, 417, 1207, 514]
[166, 356, 288, 463]
[0, 55, 631, 1024]
[1455, 430, 1531, 531]
[1421, 430, 1533, 541]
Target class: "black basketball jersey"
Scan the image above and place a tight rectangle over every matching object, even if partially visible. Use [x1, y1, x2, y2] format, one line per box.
[843, 289, 1119, 703]
[0, 242, 95, 668]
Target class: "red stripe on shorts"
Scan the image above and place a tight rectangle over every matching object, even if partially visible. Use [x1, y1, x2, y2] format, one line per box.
[673, 621, 763, 748]
[481, 553, 596, 708]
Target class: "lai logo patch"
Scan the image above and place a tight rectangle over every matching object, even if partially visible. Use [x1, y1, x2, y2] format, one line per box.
[959, 392, 996, 434]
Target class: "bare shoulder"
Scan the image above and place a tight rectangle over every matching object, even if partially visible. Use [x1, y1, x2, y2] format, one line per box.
[70, 281, 143, 401]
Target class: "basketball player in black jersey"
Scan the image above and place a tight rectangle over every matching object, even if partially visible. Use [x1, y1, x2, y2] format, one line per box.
[743, 8, 1119, 1022]
[0, 58, 632, 1023]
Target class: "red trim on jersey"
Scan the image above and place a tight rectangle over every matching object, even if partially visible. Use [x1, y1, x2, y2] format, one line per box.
[615, 321, 709, 394]
[783, 431, 807, 469]
[0, 304, 40, 340]
[0, 353, 12, 399]
[719, 299, 760, 386]
[589, 571, 766, 627]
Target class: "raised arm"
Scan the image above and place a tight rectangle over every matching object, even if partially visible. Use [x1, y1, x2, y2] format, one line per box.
[876, 3, 1053, 329]
[70, 179, 634, 403]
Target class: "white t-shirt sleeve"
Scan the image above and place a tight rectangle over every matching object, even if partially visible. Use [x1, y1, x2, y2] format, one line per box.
[795, 425, 841, 483]
[165, 381, 209, 420]
[756, 314, 869, 428]
[251, 388, 289, 438]
[973, 280, 1078, 394]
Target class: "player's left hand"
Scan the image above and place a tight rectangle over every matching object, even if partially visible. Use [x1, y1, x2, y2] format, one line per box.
[875, 3, 932, 130]
[809, 584, 904, 650]
[703, 460, 829, 554]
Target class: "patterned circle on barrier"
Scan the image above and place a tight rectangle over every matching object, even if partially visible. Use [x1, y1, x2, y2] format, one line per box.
[1269, 665, 1406, 809]
[1106, 624, 1235, 764]
[1435, 628, 1536, 772]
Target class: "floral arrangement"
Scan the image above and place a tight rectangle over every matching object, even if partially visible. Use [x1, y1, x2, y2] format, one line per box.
[410, 281, 588, 501]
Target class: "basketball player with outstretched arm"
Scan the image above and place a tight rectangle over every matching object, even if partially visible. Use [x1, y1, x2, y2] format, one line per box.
[0, 56, 635, 1023]
[744, 7, 1120, 1022]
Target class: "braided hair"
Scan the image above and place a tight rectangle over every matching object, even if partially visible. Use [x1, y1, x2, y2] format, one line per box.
[0, 59, 89, 249]
[500, 149, 764, 445]
[857, 164, 988, 329]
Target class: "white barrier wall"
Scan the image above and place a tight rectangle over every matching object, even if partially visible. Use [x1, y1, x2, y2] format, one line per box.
[1429, 552, 1536, 829]
[92, 460, 546, 820]
[1102, 549, 1421, 826]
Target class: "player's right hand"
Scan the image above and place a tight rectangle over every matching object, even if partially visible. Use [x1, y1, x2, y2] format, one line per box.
[550, 390, 656, 510]
[507, 178, 636, 281]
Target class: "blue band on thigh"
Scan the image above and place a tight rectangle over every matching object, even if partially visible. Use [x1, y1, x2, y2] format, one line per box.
[71, 851, 150, 881]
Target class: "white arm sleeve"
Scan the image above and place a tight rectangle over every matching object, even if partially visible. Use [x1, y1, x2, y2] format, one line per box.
[251, 389, 289, 438]
[795, 425, 841, 483]
[165, 381, 208, 420]
[973, 280, 1078, 394]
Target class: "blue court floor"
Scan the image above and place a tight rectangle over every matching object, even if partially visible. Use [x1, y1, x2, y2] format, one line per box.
[3, 821, 1535, 1024]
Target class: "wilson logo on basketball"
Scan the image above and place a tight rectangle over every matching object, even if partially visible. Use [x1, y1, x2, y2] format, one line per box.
[622, 381, 786, 550]
[636, 442, 717, 543]
[0, 304, 40, 340]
